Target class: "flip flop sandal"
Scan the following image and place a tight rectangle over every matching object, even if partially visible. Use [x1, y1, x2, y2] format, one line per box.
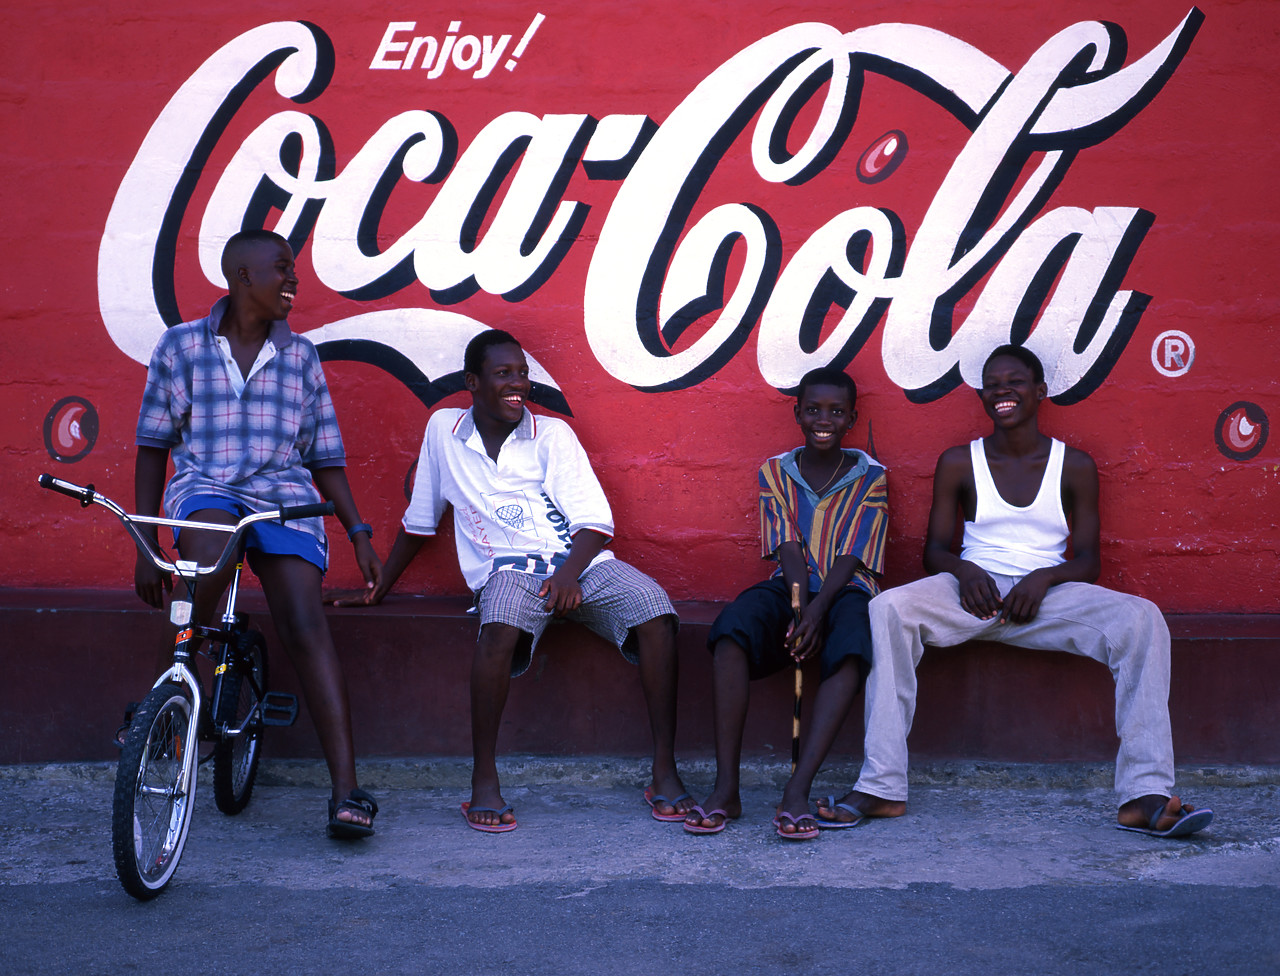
[1117, 799, 1213, 838]
[776, 811, 820, 841]
[461, 801, 518, 833]
[683, 805, 732, 835]
[643, 788, 693, 822]
[815, 795, 868, 830]
[327, 788, 378, 839]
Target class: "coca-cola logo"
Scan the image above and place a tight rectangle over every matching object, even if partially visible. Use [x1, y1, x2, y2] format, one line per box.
[97, 10, 1204, 407]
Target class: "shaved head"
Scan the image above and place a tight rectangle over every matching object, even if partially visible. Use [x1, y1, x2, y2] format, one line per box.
[221, 229, 290, 284]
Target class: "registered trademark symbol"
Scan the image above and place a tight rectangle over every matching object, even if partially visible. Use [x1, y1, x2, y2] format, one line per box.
[1151, 330, 1195, 377]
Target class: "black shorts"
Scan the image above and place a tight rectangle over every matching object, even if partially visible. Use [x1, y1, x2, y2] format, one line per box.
[708, 578, 872, 683]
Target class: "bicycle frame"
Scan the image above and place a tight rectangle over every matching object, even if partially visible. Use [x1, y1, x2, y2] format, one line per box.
[38, 471, 331, 744]
[40, 472, 331, 898]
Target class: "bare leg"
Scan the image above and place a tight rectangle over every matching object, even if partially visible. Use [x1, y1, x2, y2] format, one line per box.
[466, 622, 519, 829]
[174, 508, 241, 635]
[632, 615, 691, 818]
[685, 637, 748, 830]
[255, 554, 369, 829]
[777, 657, 863, 826]
[152, 510, 242, 720]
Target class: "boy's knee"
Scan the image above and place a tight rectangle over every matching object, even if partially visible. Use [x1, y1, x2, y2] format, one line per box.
[476, 623, 521, 662]
[633, 613, 677, 646]
[710, 636, 746, 661]
[274, 611, 334, 661]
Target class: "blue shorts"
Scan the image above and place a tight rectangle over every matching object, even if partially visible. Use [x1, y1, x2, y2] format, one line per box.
[708, 577, 872, 683]
[174, 494, 328, 575]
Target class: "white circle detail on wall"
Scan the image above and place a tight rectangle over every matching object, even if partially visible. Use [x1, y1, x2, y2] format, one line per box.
[1151, 330, 1195, 377]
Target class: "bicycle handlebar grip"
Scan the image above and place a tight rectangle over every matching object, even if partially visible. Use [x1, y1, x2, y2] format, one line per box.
[38, 473, 95, 505]
[278, 501, 336, 522]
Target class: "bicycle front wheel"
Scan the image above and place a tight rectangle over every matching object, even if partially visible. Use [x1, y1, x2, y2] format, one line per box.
[212, 630, 267, 814]
[111, 682, 195, 900]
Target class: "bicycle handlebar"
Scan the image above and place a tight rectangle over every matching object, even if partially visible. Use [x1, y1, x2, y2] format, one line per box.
[39, 473, 337, 580]
[279, 501, 335, 521]
[38, 473, 97, 506]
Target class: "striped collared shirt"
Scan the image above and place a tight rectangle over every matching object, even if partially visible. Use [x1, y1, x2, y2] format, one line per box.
[758, 448, 889, 596]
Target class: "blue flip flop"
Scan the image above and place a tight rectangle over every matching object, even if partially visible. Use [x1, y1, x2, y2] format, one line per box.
[644, 788, 692, 822]
[1117, 799, 1213, 838]
[815, 795, 867, 830]
[461, 801, 518, 833]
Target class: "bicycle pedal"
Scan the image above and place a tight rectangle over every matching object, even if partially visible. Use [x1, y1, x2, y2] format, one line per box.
[260, 692, 299, 727]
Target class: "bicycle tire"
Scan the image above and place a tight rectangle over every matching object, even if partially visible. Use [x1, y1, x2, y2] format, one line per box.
[211, 629, 268, 814]
[111, 682, 195, 900]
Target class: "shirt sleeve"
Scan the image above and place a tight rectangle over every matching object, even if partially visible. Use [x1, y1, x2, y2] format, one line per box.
[135, 329, 185, 449]
[830, 468, 889, 576]
[541, 420, 614, 541]
[758, 459, 800, 560]
[401, 412, 447, 536]
[296, 341, 346, 468]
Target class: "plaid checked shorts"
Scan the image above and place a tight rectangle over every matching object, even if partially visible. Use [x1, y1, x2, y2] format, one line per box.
[476, 559, 677, 676]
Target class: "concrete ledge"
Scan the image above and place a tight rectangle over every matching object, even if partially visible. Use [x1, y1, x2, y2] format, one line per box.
[1, 588, 1276, 765]
[5, 757, 1279, 791]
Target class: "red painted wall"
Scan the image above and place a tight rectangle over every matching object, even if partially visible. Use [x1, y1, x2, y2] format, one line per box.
[3, 2, 1276, 612]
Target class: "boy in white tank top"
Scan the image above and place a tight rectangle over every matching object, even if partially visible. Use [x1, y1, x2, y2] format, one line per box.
[816, 345, 1212, 838]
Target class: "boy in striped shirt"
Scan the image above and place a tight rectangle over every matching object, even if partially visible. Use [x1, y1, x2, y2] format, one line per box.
[684, 367, 888, 840]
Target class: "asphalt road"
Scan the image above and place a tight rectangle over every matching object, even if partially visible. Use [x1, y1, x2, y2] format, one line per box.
[2, 759, 1277, 975]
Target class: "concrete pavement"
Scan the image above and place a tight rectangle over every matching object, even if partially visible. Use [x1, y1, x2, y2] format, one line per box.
[2, 758, 1278, 974]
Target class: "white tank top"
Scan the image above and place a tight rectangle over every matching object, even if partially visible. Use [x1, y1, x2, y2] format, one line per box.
[960, 437, 1068, 576]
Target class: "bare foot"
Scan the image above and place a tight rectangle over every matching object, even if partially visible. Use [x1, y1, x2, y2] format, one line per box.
[816, 790, 906, 823]
[645, 778, 694, 819]
[775, 782, 812, 826]
[465, 782, 516, 829]
[684, 791, 742, 830]
[1118, 794, 1199, 832]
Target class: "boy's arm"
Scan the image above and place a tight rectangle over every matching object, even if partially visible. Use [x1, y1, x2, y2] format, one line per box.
[330, 526, 429, 607]
[923, 446, 1003, 620]
[134, 445, 173, 608]
[539, 529, 609, 615]
[312, 466, 382, 595]
[780, 544, 865, 661]
[998, 447, 1101, 623]
[330, 415, 445, 607]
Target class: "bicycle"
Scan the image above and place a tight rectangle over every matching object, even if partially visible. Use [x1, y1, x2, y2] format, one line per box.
[38, 473, 333, 900]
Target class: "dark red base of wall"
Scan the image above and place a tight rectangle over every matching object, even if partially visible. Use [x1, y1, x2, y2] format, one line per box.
[2, 589, 1276, 766]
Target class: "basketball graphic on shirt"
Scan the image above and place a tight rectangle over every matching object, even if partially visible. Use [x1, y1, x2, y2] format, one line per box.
[495, 504, 526, 527]
[488, 492, 533, 539]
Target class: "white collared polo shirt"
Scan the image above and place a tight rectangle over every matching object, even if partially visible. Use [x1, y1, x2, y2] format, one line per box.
[402, 407, 616, 591]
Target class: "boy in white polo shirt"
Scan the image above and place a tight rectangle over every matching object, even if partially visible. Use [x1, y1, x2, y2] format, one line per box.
[338, 330, 689, 832]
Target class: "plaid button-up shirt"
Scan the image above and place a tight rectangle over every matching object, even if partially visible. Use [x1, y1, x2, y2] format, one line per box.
[136, 297, 345, 550]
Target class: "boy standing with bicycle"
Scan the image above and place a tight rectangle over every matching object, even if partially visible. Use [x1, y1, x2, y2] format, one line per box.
[132, 229, 382, 839]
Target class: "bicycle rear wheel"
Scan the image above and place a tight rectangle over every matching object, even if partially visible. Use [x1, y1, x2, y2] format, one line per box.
[212, 630, 268, 814]
[111, 682, 195, 900]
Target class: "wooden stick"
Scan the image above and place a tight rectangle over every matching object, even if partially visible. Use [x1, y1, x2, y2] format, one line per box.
[790, 582, 802, 774]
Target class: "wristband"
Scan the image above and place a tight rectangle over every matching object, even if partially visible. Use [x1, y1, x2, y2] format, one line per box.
[346, 522, 373, 541]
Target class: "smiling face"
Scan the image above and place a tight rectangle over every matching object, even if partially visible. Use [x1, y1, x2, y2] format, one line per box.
[979, 354, 1047, 426]
[794, 383, 856, 451]
[232, 237, 297, 321]
[466, 341, 531, 427]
